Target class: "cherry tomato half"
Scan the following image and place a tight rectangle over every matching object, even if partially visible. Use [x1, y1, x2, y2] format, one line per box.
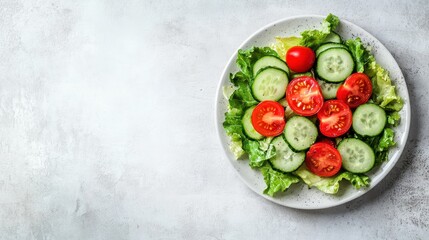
[251, 101, 285, 137]
[317, 100, 352, 138]
[286, 46, 316, 73]
[336, 73, 373, 108]
[305, 142, 342, 177]
[286, 76, 324, 116]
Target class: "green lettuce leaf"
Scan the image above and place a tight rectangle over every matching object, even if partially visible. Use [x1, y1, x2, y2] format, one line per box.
[243, 139, 276, 168]
[229, 133, 245, 159]
[258, 137, 274, 151]
[300, 13, 340, 49]
[223, 106, 245, 159]
[345, 38, 367, 73]
[261, 164, 300, 196]
[228, 72, 258, 110]
[387, 111, 401, 126]
[236, 47, 279, 80]
[294, 165, 369, 194]
[223, 107, 243, 136]
[377, 128, 396, 151]
[271, 36, 302, 60]
[364, 54, 403, 111]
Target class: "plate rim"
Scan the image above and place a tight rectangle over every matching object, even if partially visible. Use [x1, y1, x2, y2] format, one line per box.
[214, 14, 411, 209]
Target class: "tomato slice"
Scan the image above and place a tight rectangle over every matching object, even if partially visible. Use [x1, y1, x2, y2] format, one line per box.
[317, 100, 352, 138]
[305, 142, 342, 177]
[251, 101, 285, 137]
[336, 73, 373, 108]
[286, 76, 324, 116]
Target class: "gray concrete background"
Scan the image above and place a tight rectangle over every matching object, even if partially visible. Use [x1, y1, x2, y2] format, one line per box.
[0, 0, 427, 239]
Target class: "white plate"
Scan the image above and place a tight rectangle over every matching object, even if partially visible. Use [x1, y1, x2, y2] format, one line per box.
[215, 15, 411, 209]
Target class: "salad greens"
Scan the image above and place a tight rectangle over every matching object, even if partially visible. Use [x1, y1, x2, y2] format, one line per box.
[300, 13, 340, 49]
[294, 165, 369, 194]
[261, 164, 300, 197]
[223, 14, 403, 197]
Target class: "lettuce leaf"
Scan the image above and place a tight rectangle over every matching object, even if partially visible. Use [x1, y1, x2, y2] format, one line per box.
[261, 164, 300, 196]
[345, 38, 368, 73]
[228, 72, 258, 110]
[271, 36, 302, 60]
[229, 133, 245, 159]
[300, 13, 340, 49]
[377, 128, 396, 151]
[387, 111, 401, 126]
[364, 54, 403, 111]
[294, 165, 369, 194]
[236, 47, 279, 80]
[243, 139, 276, 168]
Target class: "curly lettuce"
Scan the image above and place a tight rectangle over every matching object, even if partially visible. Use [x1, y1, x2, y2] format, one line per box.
[300, 13, 340, 49]
[261, 164, 300, 196]
[365, 55, 404, 111]
[345, 38, 368, 73]
[294, 165, 370, 194]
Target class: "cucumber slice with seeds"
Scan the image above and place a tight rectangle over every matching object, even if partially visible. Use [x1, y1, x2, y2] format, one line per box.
[317, 79, 342, 99]
[284, 116, 318, 151]
[352, 103, 387, 137]
[269, 136, 305, 172]
[338, 138, 375, 173]
[252, 67, 289, 101]
[253, 56, 290, 77]
[316, 48, 354, 83]
[242, 106, 263, 140]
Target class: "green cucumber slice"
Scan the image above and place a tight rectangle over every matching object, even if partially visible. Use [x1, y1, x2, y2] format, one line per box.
[242, 106, 264, 140]
[270, 137, 305, 172]
[253, 56, 290, 76]
[284, 116, 318, 151]
[252, 67, 289, 101]
[316, 48, 354, 83]
[338, 138, 375, 173]
[352, 103, 387, 137]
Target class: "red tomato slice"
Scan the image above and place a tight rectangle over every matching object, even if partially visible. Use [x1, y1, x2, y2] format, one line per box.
[286, 46, 316, 73]
[251, 101, 285, 137]
[336, 73, 373, 108]
[305, 142, 342, 177]
[317, 100, 352, 138]
[286, 76, 324, 116]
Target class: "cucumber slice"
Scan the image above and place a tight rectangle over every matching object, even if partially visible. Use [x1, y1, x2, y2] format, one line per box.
[316, 48, 354, 83]
[253, 56, 290, 77]
[317, 79, 341, 99]
[270, 137, 305, 172]
[252, 67, 289, 101]
[291, 72, 313, 79]
[284, 116, 318, 151]
[242, 106, 263, 140]
[352, 103, 387, 137]
[322, 32, 342, 44]
[316, 43, 348, 57]
[337, 138, 375, 173]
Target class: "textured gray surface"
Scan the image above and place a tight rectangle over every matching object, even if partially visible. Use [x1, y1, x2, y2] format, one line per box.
[0, 0, 427, 239]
